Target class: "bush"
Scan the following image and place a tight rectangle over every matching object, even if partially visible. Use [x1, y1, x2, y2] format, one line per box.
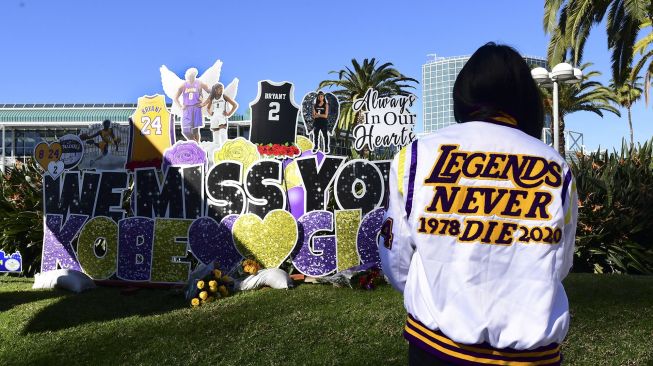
[0, 160, 43, 276]
[571, 139, 653, 274]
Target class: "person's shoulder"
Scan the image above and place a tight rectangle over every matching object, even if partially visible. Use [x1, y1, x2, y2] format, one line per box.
[413, 121, 565, 160]
[472, 121, 567, 163]
[413, 122, 468, 144]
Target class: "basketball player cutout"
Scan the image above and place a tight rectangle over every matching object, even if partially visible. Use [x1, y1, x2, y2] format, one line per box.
[160, 60, 239, 145]
[174, 68, 211, 142]
[80, 119, 121, 164]
[300, 90, 340, 155]
[203, 81, 239, 149]
[249, 80, 299, 151]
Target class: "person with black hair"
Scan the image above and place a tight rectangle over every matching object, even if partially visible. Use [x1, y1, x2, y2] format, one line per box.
[204, 82, 238, 148]
[80, 119, 120, 156]
[312, 91, 330, 153]
[379, 43, 577, 366]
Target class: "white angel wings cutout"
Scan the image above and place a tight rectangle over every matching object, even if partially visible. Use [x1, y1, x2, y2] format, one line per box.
[160, 60, 239, 118]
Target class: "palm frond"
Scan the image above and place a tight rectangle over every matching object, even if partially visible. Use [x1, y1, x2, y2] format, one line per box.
[317, 58, 418, 154]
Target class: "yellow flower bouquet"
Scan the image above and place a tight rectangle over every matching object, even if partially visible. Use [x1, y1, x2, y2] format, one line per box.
[186, 264, 234, 308]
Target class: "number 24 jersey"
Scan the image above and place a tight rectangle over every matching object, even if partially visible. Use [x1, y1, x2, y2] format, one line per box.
[126, 94, 175, 170]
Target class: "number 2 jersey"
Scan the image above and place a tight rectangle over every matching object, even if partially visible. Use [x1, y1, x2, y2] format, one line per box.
[249, 80, 299, 145]
[126, 94, 175, 170]
[378, 121, 577, 360]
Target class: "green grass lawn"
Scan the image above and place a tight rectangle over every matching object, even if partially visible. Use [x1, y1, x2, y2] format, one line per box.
[0, 274, 652, 366]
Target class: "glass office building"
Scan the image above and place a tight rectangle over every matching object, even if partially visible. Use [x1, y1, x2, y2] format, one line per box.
[422, 54, 548, 133]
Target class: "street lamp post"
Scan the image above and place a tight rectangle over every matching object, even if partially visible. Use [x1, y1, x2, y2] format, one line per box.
[531, 63, 582, 153]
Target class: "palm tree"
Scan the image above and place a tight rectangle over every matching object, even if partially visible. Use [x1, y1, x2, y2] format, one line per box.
[610, 73, 643, 145]
[539, 63, 620, 157]
[318, 58, 418, 149]
[632, 21, 653, 105]
[544, 0, 653, 84]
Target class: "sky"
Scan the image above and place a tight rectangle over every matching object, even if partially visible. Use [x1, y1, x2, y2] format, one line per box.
[0, 0, 650, 151]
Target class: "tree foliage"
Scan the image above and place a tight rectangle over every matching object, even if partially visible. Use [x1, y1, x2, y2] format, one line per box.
[318, 58, 418, 142]
[544, 0, 653, 84]
[0, 160, 43, 276]
[538, 63, 619, 155]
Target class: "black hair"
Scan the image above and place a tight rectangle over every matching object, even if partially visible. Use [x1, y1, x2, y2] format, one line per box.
[102, 119, 111, 129]
[315, 91, 327, 107]
[210, 83, 224, 100]
[205, 83, 224, 108]
[453, 42, 544, 138]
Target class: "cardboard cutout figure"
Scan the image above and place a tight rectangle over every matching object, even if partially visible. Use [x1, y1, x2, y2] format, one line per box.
[126, 95, 175, 170]
[201, 78, 240, 153]
[177, 68, 210, 142]
[249, 80, 300, 158]
[79, 120, 128, 170]
[301, 91, 339, 154]
[160, 60, 227, 142]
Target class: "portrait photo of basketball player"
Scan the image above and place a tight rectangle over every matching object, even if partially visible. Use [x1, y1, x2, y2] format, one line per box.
[78, 119, 129, 170]
[80, 119, 120, 156]
[301, 91, 339, 154]
[174, 68, 211, 142]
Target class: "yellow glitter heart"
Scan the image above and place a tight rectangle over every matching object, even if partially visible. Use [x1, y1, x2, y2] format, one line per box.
[232, 210, 298, 268]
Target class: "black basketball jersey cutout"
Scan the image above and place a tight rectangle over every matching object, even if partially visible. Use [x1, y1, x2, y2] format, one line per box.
[249, 80, 299, 146]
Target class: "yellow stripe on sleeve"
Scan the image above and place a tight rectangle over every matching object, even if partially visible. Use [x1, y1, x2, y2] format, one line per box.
[397, 146, 408, 196]
[565, 179, 576, 225]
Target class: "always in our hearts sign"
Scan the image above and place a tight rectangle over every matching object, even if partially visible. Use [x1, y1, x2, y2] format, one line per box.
[33, 142, 63, 171]
[351, 88, 417, 151]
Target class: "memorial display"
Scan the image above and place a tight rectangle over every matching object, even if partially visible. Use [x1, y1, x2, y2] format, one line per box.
[35, 63, 417, 284]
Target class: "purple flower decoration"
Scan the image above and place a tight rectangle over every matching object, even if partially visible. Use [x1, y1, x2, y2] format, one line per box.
[163, 141, 207, 172]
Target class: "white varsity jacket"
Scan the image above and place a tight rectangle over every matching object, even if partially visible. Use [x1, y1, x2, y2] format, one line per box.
[379, 121, 577, 365]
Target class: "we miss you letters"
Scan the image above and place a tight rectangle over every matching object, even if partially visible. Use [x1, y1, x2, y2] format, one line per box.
[41, 157, 391, 283]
